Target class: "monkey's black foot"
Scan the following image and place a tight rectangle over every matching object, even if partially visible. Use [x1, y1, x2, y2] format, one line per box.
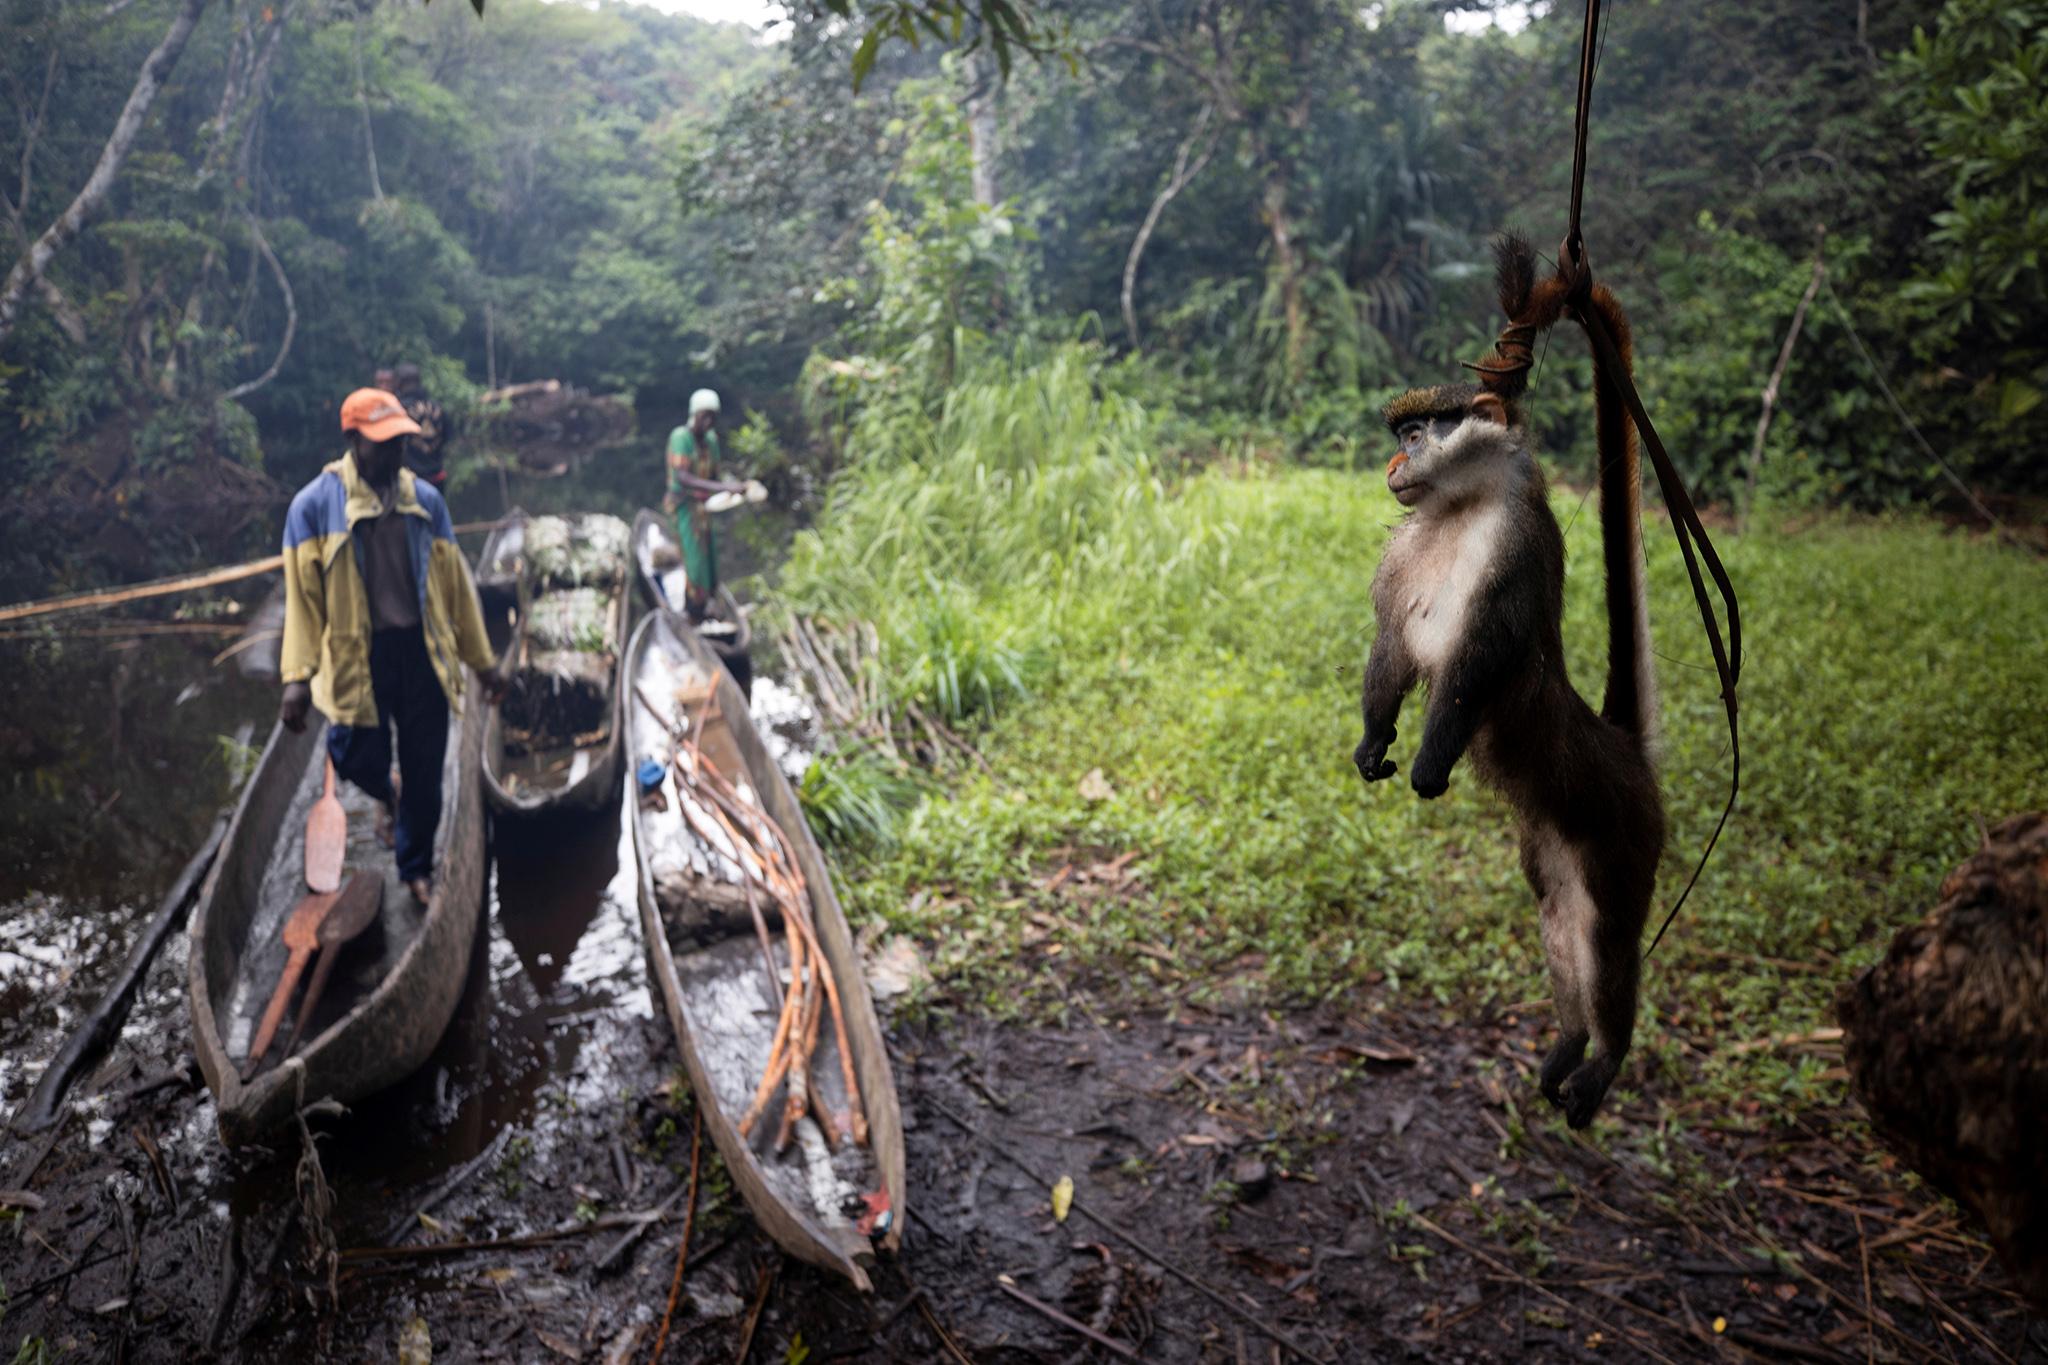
[1410, 767, 1449, 799]
[1538, 1033, 1588, 1107]
[1557, 1054, 1622, 1130]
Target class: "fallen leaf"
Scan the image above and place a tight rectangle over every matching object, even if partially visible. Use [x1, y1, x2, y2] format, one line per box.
[1078, 768, 1114, 802]
[398, 1317, 432, 1365]
[536, 1328, 583, 1360]
[864, 936, 930, 1000]
[1051, 1175, 1074, 1223]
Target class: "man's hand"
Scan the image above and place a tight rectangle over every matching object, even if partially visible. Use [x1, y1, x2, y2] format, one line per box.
[477, 665, 507, 705]
[280, 681, 313, 734]
[1353, 729, 1397, 784]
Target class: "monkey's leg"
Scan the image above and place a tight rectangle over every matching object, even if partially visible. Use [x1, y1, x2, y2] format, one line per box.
[1557, 903, 1641, 1130]
[1537, 885, 1592, 1109]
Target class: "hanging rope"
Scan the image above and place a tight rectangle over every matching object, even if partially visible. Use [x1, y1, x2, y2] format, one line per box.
[1554, 0, 1743, 958]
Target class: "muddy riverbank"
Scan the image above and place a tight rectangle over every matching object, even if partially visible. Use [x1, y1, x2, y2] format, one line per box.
[6, 922, 2042, 1362]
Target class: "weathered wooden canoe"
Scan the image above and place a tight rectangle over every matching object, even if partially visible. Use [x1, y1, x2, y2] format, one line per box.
[631, 508, 752, 694]
[189, 689, 486, 1145]
[473, 508, 527, 663]
[480, 511, 629, 816]
[624, 609, 905, 1288]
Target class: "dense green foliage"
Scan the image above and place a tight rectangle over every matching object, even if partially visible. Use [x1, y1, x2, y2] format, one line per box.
[7, 0, 2045, 601]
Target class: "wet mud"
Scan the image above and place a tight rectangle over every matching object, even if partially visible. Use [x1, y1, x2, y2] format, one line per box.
[6, 914, 2045, 1363]
[4, 587, 2043, 1363]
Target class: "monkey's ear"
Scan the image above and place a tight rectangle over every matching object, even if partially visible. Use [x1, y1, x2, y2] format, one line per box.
[1470, 391, 1509, 427]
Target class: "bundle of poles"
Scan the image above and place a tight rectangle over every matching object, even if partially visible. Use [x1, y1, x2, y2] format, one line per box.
[638, 682, 868, 1155]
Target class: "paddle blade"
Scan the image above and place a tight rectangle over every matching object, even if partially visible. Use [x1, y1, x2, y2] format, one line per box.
[305, 757, 345, 893]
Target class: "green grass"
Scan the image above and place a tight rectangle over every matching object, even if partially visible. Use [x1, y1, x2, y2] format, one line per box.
[782, 344, 2048, 1107]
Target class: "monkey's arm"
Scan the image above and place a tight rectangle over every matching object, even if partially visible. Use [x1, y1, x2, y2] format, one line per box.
[1355, 625, 1416, 783]
[1409, 580, 1534, 799]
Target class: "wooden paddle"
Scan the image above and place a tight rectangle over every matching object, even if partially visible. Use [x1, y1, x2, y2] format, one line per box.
[283, 872, 383, 1057]
[241, 887, 337, 1081]
[305, 757, 345, 893]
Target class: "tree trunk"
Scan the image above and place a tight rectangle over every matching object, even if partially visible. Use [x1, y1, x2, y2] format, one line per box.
[353, 16, 386, 203]
[964, 48, 999, 208]
[1260, 172, 1305, 384]
[0, 0, 212, 345]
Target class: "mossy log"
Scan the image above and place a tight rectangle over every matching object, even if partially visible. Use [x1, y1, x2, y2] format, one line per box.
[1838, 812, 2048, 1312]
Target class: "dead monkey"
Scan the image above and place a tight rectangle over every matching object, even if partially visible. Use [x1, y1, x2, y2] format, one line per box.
[1355, 234, 1664, 1128]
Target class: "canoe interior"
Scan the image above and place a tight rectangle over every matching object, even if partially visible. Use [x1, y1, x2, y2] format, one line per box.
[626, 610, 903, 1286]
[208, 728, 452, 1061]
[481, 512, 629, 813]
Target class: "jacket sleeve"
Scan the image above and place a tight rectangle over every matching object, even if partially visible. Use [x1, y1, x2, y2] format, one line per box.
[424, 492, 497, 673]
[278, 494, 327, 686]
[447, 549, 498, 672]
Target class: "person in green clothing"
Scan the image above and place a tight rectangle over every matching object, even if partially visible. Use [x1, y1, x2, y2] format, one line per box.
[661, 387, 764, 617]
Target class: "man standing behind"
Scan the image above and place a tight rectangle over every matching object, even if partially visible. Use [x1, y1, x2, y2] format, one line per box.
[661, 387, 767, 615]
[393, 362, 450, 489]
[661, 388, 727, 618]
[278, 387, 503, 905]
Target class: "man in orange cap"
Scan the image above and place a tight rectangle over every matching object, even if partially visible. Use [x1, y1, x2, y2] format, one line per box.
[278, 387, 504, 904]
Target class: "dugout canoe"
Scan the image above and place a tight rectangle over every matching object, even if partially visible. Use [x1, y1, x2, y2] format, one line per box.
[479, 511, 630, 816]
[624, 609, 904, 1289]
[631, 508, 752, 693]
[188, 687, 486, 1145]
[473, 508, 527, 663]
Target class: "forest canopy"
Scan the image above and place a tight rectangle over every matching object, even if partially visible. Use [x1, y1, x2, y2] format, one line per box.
[2, 0, 2043, 596]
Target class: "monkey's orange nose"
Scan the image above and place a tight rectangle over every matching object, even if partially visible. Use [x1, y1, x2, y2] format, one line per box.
[1387, 450, 1409, 476]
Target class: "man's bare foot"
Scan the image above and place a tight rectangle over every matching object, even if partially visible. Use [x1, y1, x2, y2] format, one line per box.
[407, 875, 432, 906]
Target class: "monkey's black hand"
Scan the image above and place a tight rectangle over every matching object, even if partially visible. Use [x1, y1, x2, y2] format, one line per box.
[1409, 759, 1451, 800]
[1353, 732, 1397, 784]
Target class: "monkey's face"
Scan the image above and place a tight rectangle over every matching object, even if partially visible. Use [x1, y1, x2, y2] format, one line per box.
[1385, 391, 1513, 510]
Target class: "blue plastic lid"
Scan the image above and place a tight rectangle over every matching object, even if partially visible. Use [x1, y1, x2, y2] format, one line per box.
[636, 758, 666, 791]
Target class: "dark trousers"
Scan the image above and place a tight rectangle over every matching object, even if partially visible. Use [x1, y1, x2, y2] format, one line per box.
[327, 628, 448, 881]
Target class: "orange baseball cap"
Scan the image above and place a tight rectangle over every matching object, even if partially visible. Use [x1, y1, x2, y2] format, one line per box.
[339, 387, 422, 442]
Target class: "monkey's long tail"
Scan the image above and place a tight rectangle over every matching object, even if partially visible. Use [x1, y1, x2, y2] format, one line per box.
[1469, 234, 1657, 749]
[1578, 285, 1659, 749]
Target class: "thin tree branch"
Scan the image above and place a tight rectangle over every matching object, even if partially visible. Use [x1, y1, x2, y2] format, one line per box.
[352, 15, 385, 202]
[1121, 103, 1215, 349]
[223, 215, 295, 401]
[0, 0, 210, 345]
[1745, 228, 1826, 519]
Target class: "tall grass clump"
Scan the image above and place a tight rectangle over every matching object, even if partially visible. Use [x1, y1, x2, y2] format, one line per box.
[779, 340, 1241, 718]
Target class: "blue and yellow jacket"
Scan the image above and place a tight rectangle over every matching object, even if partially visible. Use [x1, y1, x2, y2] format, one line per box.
[280, 452, 495, 727]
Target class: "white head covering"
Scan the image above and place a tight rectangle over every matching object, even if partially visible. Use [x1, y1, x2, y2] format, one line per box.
[688, 388, 721, 417]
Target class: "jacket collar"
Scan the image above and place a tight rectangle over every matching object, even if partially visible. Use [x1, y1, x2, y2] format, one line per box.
[327, 450, 426, 527]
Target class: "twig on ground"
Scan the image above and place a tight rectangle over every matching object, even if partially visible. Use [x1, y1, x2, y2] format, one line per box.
[995, 1279, 1142, 1361]
[646, 1106, 702, 1365]
[732, 1257, 780, 1364]
[591, 1178, 689, 1278]
[1410, 1212, 1680, 1365]
[340, 1209, 669, 1262]
[927, 1094, 1331, 1365]
[1855, 1211, 1877, 1365]
[203, 1214, 244, 1354]
[380, 1126, 513, 1246]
